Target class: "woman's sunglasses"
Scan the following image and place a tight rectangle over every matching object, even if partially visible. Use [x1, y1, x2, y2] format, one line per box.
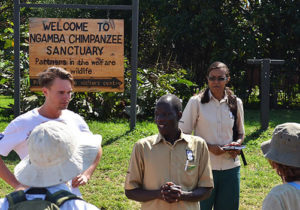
[207, 76, 227, 82]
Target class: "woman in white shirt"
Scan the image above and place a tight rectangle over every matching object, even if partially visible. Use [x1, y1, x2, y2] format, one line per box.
[179, 61, 245, 210]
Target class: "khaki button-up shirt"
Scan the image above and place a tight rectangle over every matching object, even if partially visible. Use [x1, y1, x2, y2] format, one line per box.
[179, 91, 245, 170]
[125, 132, 214, 210]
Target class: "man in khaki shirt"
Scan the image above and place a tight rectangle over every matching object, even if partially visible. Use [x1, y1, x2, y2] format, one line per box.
[125, 94, 214, 210]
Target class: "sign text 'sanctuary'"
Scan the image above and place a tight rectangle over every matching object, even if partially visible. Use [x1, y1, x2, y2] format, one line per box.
[29, 18, 124, 92]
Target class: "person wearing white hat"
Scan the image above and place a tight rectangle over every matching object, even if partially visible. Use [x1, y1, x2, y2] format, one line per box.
[0, 66, 102, 196]
[261, 122, 300, 210]
[0, 121, 101, 210]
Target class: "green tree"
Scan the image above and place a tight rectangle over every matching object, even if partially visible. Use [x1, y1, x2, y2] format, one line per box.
[1, 0, 298, 119]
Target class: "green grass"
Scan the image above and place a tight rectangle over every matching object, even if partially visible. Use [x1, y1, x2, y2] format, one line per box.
[0, 98, 299, 209]
[0, 95, 14, 108]
[239, 109, 300, 209]
[0, 95, 14, 133]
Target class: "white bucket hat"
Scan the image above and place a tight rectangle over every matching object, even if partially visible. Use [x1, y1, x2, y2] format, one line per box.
[261, 122, 300, 167]
[14, 121, 101, 187]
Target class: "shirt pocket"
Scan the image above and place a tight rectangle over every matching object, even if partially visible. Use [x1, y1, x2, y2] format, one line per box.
[181, 159, 199, 188]
[222, 107, 235, 129]
[180, 147, 199, 188]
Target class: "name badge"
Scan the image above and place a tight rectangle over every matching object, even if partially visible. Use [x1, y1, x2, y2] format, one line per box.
[186, 149, 194, 161]
[185, 149, 195, 171]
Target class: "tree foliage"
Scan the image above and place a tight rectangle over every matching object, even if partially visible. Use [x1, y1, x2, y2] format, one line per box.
[0, 0, 299, 119]
[138, 0, 299, 102]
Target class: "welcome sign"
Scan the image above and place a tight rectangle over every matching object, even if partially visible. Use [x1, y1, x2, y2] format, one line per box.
[29, 18, 124, 92]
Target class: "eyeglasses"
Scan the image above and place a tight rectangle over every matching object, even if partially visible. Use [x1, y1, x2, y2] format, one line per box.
[208, 76, 227, 82]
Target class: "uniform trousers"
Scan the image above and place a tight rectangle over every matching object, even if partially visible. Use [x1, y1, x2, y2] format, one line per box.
[200, 166, 240, 210]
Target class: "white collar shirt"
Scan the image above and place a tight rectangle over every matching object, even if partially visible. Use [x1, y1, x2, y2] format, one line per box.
[179, 90, 245, 170]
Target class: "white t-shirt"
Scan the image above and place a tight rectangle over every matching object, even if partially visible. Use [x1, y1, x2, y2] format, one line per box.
[0, 108, 91, 159]
[0, 108, 100, 196]
[0, 183, 99, 210]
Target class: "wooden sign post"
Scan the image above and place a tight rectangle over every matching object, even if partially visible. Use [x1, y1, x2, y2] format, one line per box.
[29, 18, 124, 92]
[247, 58, 285, 130]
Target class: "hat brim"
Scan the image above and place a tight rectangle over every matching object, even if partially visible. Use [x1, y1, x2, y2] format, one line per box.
[15, 133, 101, 187]
[261, 139, 271, 156]
[261, 139, 279, 162]
[261, 138, 300, 167]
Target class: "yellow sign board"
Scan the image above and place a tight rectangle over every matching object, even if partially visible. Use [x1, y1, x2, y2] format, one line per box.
[29, 18, 124, 92]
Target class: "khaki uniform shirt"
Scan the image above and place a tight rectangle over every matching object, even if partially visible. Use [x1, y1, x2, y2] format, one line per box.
[262, 183, 300, 210]
[179, 91, 245, 170]
[125, 132, 213, 210]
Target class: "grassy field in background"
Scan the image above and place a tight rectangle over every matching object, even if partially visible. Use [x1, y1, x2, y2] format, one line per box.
[0, 96, 299, 209]
[0, 95, 13, 107]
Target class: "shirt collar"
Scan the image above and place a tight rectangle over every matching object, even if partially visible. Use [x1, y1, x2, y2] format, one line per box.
[154, 130, 190, 145]
[208, 89, 228, 103]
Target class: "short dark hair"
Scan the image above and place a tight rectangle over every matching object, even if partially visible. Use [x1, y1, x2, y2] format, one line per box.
[38, 66, 74, 88]
[156, 94, 182, 113]
[269, 160, 300, 182]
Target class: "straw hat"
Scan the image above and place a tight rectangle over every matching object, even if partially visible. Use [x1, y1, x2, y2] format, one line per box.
[261, 122, 300, 167]
[14, 121, 101, 187]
